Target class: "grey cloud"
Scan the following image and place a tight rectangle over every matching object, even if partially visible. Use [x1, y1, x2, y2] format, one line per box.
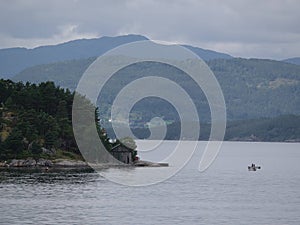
[0, 0, 299, 59]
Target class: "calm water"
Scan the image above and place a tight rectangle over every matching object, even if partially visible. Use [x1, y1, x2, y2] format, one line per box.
[1, 141, 300, 224]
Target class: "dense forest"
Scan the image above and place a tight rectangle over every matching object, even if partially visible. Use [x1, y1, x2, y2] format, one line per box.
[0, 79, 78, 160]
[0, 79, 135, 161]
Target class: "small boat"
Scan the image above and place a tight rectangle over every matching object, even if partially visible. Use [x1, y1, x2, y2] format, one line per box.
[248, 164, 261, 171]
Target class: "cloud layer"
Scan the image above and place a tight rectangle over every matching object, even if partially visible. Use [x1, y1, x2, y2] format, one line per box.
[0, 0, 299, 59]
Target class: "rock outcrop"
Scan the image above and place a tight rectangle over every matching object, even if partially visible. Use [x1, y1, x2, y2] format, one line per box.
[36, 158, 53, 167]
[53, 159, 88, 167]
[0, 158, 87, 169]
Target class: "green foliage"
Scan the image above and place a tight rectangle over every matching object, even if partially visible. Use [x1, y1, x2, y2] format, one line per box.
[30, 141, 42, 160]
[0, 79, 76, 160]
[44, 132, 57, 148]
[13, 57, 300, 124]
[95, 107, 116, 151]
[0, 79, 138, 162]
[2, 54, 300, 161]
[31, 141, 42, 155]
[55, 149, 82, 160]
[207, 58, 300, 120]
[3, 127, 24, 158]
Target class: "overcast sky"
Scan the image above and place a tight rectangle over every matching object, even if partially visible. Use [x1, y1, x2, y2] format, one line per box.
[0, 0, 299, 59]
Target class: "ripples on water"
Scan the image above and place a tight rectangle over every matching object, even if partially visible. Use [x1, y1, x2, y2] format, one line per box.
[0, 142, 300, 225]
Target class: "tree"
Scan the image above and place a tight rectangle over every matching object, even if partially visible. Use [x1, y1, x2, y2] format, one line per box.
[45, 132, 56, 149]
[57, 100, 68, 119]
[0, 141, 8, 160]
[31, 141, 42, 160]
[4, 128, 24, 158]
[95, 107, 112, 151]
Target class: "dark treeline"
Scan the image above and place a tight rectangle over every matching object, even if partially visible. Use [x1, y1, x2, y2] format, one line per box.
[224, 115, 300, 142]
[0, 79, 137, 161]
[0, 79, 77, 160]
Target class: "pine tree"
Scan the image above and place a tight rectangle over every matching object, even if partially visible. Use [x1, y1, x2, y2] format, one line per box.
[4, 128, 24, 158]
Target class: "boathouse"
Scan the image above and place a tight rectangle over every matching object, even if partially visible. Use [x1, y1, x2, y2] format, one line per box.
[110, 144, 134, 164]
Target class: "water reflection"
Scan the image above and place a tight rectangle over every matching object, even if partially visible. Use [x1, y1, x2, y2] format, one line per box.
[0, 169, 99, 185]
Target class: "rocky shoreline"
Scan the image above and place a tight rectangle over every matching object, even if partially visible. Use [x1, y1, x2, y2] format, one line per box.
[0, 158, 90, 170]
[0, 158, 169, 171]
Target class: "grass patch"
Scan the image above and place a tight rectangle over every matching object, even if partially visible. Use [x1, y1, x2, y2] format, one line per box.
[55, 149, 83, 160]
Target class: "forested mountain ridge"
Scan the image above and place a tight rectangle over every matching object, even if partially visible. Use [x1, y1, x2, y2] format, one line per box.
[207, 58, 300, 120]
[283, 57, 300, 65]
[13, 57, 300, 122]
[0, 34, 232, 78]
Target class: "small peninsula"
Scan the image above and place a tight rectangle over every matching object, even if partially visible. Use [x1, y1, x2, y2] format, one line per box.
[0, 79, 168, 170]
[0, 79, 299, 170]
[0, 80, 111, 168]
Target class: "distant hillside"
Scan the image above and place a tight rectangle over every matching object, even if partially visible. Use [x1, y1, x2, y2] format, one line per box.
[207, 58, 300, 120]
[13, 57, 96, 90]
[0, 34, 232, 78]
[13, 57, 300, 123]
[182, 45, 232, 60]
[283, 57, 300, 65]
[0, 35, 148, 78]
[120, 114, 300, 142]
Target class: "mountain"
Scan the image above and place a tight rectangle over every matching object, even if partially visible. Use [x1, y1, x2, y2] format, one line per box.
[283, 57, 300, 65]
[13, 57, 96, 90]
[3, 34, 300, 125]
[182, 45, 232, 60]
[13, 57, 300, 123]
[207, 58, 300, 120]
[0, 34, 232, 78]
[0, 34, 148, 78]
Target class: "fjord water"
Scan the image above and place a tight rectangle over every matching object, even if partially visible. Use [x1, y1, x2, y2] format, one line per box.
[1, 141, 299, 224]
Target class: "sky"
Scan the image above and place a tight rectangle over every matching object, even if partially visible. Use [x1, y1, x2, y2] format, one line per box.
[0, 0, 299, 60]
